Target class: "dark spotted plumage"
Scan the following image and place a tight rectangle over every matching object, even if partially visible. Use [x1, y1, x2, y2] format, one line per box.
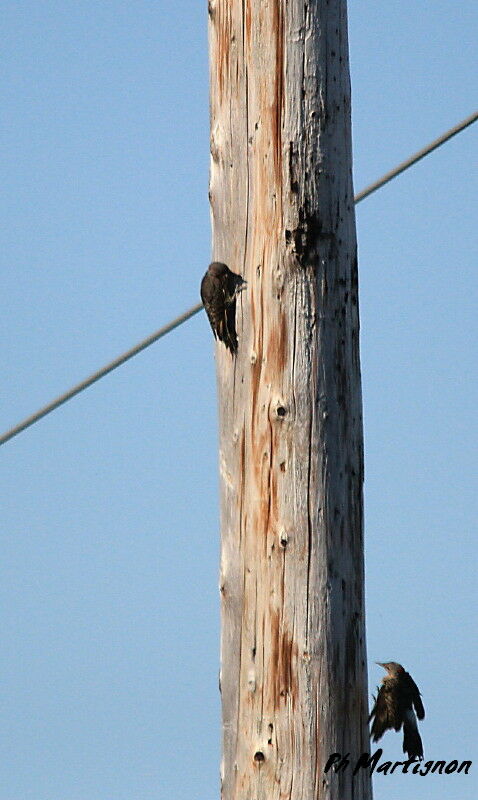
[200, 262, 246, 354]
[369, 662, 425, 760]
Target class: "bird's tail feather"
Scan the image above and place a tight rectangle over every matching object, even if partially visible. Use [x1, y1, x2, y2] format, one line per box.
[217, 316, 238, 355]
[402, 709, 423, 760]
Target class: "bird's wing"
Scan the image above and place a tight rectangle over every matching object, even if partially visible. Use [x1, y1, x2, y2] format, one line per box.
[201, 274, 225, 338]
[368, 689, 378, 722]
[200, 274, 238, 354]
[211, 292, 237, 353]
[414, 694, 425, 720]
[406, 674, 425, 720]
[370, 684, 400, 740]
[224, 298, 238, 353]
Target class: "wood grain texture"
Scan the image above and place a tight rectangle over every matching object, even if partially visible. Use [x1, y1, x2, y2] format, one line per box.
[209, 1, 371, 797]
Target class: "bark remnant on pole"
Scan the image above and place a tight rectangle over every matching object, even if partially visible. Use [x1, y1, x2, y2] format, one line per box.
[209, 1, 371, 798]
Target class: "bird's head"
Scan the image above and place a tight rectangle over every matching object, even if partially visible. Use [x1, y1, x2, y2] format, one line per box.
[208, 261, 230, 277]
[208, 261, 247, 296]
[376, 661, 405, 676]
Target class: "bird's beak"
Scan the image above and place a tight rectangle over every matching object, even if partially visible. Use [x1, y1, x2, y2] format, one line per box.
[235, 280, 247, 294]
[375, 662, 386, 668]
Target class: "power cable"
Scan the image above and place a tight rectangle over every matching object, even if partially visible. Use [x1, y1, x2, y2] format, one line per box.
[0, 303, 202, 447]
[354, 109, 478, 203]
[1, 111, 477, 448]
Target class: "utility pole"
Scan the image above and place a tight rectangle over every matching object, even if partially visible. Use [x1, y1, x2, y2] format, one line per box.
[209, 1, 371, 798]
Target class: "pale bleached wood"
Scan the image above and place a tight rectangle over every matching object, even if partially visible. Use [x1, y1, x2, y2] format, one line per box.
[209, 1, 371, 798]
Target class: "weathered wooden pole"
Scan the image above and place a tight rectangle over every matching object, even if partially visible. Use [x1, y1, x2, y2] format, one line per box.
[209, 1, 371, 799]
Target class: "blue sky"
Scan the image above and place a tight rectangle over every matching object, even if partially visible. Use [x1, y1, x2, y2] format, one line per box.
[1, 2, 476, 799]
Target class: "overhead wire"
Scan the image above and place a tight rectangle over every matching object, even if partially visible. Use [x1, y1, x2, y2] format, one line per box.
[1, 110, 477, 448]
[1, 304, 203, 447]
[354, 109, 478, 203]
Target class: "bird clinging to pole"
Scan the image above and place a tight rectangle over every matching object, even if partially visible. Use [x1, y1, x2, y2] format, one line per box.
[200, 262, 246, 355]
[369, 661, 425, 760]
